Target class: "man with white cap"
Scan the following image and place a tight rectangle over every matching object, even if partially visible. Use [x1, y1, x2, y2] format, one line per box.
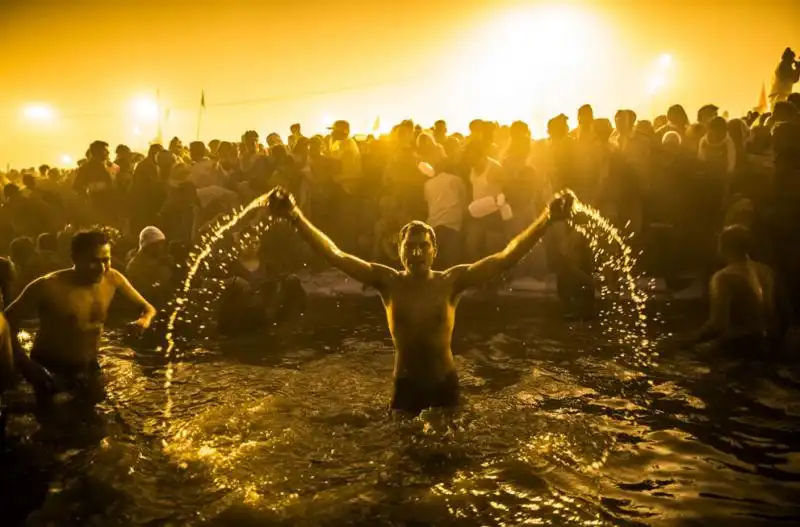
[126, 226, 173, 307]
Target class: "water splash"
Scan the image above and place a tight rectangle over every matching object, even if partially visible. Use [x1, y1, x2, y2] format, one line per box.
[563, 197, 663, 475]
[569, 199, 659, 369]
[160, 192, 274, 444]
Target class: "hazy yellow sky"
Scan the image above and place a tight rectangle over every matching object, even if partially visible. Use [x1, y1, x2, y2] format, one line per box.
[1, 0, 799, 167]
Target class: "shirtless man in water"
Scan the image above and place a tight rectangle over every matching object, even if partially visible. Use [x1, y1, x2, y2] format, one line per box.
[685, 225, 780, 356]
[5, 230, 157, 407]
[266, 186, 574, 414]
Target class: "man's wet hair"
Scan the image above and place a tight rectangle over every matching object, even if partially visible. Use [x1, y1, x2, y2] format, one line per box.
[71, 229, 110, 258]
[399, 221, 437, 252]
[10, 236, 35, 264]
[719, 224, 751, 258]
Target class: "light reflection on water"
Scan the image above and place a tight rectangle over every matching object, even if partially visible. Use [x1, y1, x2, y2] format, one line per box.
[10, 301, 800, 526]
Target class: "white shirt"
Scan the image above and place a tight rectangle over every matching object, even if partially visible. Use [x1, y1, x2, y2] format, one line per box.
[424, 172, 467, 231]
[469, 158, 504, 201]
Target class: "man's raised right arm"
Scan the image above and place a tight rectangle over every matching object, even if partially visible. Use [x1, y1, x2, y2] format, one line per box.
[269, 187, 396, 288]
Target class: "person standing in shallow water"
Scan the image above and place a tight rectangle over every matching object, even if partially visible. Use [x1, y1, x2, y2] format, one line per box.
[266, 186, 575, 415]
[5, 230, 157, 409]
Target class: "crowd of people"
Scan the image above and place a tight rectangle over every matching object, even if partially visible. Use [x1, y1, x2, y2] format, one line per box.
[0, 48, 798, 417]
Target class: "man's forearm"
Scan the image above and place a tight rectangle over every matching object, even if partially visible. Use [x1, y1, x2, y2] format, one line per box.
[290, 208, 344, 260]
[500, 209, 552, 265]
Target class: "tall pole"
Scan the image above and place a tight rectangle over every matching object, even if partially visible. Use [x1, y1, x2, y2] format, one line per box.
[196, 90, 205, 141]
[156, 88, 163, 144]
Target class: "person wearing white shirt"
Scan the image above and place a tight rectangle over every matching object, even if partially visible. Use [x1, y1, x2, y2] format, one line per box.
[421, 161, 466, 268]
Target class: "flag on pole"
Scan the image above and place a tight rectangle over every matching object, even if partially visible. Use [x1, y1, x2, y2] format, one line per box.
[757, 82, 767, 113]
[196, 90, 206, 140]
[155, 89, 163, 144]
[371, 116, 381, 134]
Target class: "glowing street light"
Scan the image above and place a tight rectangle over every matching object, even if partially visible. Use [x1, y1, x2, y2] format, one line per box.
[22, 104, 55, 123]
[132, 96, 159, 123]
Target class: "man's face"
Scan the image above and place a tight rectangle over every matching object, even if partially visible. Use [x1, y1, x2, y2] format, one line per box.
[400, 230, 436, 273]
[73, 243, 112, 283]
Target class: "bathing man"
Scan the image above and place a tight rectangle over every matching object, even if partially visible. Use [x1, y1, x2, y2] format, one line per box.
[684, 224, 781, 357]
[5, 230, 157, 407]
[266, 186, 574, 414]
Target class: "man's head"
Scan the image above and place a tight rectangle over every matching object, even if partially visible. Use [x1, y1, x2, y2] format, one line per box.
[71, 230, 112, 283]
[697, 104, 719, 126]
[9, 237, 35, 266]
[138, 225, 167, 255]
[330, 120, 350, 141]
[243, 130, 259, 152]
[3, 183, 20, 203]
[189, 141, 207, 162]
[147, 143, 165, 160]
[22, 174, 36, 190]
[707, 116, 728, 141]
[37, 232, 58, 253]
[433, 120, 447, 138]
[577, 104, 594, 127]
[718, 224, 751, 261]
[661, 130, 682, 155]
[398, 221, 437, 274]
[547, 114, 569, 140]
[667, 104, 689, 128]
[89, 140, 110, 162]
[38, 164, 50, 177]
[290, 123, 301, 135]
[510, 120, 530, 142]
[782, 47, 796, 62]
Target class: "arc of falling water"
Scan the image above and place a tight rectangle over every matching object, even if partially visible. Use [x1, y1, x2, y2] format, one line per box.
[160, 193, 272, 445]
[565, 197, 660, 474]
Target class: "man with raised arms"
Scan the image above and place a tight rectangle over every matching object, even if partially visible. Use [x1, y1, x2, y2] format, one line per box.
[266, 187, 575, 414]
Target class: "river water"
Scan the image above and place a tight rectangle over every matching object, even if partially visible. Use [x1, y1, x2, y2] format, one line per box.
[4, 295, 800, 527]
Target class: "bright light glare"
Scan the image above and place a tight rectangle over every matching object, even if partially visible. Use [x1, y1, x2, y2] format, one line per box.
[133, 126, 142, 136]
[453, 6, 607, 126]
[132, 97, 159, 123]
[23, 104, 54, 122]
[648, 75, 666, 95]
[60, 154, 73, 165]
[658, 53, 673, 69]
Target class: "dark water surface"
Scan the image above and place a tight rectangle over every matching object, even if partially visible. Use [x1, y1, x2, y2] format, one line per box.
[3, 297, 800, 526]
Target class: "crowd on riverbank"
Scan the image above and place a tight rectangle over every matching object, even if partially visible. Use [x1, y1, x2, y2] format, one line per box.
[1, 88, 800, 327]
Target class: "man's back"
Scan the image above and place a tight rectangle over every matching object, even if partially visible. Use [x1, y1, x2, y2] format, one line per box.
[716, 260, 775, 340]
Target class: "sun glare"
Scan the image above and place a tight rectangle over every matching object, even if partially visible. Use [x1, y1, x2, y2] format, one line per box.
[448, 5, 609, 131]
[132, 96, 159, 123]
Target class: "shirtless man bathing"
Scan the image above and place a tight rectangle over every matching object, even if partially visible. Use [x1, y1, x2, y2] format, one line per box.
[266, 186, 575, 414]
[5, 229, 157, 408]
[683, 224, 784, 357]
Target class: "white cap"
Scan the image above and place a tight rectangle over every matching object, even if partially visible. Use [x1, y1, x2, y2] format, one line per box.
[139, 226, 166, 250]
